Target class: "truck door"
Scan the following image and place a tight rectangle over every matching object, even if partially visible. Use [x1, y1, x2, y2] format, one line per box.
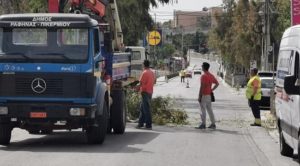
[291, 51, 300, 147]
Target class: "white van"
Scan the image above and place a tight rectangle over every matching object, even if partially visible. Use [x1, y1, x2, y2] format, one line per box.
[126, 46, 147, 79]
[275, 25, 300, 160]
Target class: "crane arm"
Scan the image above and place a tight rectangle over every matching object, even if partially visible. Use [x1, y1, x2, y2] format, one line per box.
[48, 0, 123, 51]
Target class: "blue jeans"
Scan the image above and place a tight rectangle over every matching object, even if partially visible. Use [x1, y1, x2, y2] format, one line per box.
[138, 92, 152, 128]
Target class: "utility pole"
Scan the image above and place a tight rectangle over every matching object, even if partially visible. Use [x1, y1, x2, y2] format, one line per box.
[263, 0, 271, 71]
[181, 27, 184, 56]
[181, 27, 185, 69]
[154, 13, 156, 63]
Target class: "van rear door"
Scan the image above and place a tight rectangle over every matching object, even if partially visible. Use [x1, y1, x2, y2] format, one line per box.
[290, 52, 300, 147]
[276, 50, 294, 146]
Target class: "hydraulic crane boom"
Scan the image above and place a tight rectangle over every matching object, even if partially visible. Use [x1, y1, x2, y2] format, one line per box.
[48, 0, 123, 51]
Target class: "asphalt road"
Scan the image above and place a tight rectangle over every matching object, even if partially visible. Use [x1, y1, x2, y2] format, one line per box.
[0, 54, 298, 166]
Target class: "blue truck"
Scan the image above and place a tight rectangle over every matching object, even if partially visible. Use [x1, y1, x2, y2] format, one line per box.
[0, 12, 135, 144]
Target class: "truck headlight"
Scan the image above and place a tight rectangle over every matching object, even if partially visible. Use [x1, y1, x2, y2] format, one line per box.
[0, 107, 8, 115]
[70, 108, 86, 116]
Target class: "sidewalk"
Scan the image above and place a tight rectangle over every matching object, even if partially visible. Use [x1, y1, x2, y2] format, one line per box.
[220, 76, 298, 165]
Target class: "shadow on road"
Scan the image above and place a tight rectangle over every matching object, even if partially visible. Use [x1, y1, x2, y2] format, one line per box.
[175, 97, 249, 111]
[195, 128, 242, 135]
[0, 130, 159, 154]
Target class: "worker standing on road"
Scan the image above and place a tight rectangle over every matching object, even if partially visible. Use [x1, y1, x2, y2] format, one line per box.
[246, 68, 262, 126]
[180, 69, 185, 83]
[196, 62, 219, 129]
[136, 60, 156, 130]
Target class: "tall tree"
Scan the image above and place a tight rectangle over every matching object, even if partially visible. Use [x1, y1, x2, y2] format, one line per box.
[118, 0, 177, 45]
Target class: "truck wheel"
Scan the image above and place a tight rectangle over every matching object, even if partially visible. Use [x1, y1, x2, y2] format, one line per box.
[0, 124, 12, 145]
[86, 100, 108, 144]
[111, 90, 126, 134]
[28, 129, 40, 134]
[280, 129, 293, 156]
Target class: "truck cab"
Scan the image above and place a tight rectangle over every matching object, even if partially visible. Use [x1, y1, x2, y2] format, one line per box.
[0, 13, 127, 145]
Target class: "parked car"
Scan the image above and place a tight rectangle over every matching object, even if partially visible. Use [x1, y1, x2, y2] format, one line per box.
[193, 67, 202, 75]
[258, 71, 276, 77]
[259, 77, 275, 109]
[185, 66, 193, 78]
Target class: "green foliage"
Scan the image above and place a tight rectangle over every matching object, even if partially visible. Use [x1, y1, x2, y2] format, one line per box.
[151, 96, 188, 125]
[272, 0, 290, 43]
[117, 0, 176, 45]
[171, 32, 207, 55]
[127, 89, 141, 120]
[0, 0, 175, 46]
[127, 90, 188, 125]
[208, 0, 291, 69]
[156, 43, 175, 59]
[0, 0, 47, 13]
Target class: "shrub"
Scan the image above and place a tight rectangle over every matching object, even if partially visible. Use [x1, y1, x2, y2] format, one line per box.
[126, 90, 188, 125]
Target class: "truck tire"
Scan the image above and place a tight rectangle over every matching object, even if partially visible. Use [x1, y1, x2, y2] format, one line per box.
[298, 136, 300, 162]
[41, 129, 53, 135]
[280, 129, 293, 156]
[28, 129, 40, 134]
[0, 124, 12, 145]
[111, 90, 126, 134]
[86, 100, 108, 144]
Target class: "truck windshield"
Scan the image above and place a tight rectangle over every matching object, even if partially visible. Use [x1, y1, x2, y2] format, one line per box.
[0, 28, 89, 63]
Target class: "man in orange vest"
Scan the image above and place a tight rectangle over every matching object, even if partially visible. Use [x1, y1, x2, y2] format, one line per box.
[246, 68, 262, 126]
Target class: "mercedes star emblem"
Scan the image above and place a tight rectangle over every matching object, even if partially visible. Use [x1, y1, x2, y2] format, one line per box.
[31, 78, 47, 94]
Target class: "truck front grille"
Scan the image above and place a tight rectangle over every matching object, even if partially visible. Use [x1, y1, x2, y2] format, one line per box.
[0, 73, 96, 98]
[16, 77, 63, 95]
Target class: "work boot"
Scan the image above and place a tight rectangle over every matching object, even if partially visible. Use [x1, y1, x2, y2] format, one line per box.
[135, 124, 144, 129]
[250, 119, 261, 127]
[195, 124, 206, 129]
[208, 124, 216, 129]
[250, 123, 261, 127]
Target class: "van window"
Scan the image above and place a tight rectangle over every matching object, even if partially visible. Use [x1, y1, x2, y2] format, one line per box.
[278, 50, 293, 76]
[93, 29, 100, 55]
[58, 29, 88, 45]
[13, 28, 47, 45]
[132, 51, 142, 60]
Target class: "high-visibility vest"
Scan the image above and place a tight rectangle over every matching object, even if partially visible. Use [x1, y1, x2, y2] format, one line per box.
[246, 75, 262, 100]
[180, 70, 184, 76]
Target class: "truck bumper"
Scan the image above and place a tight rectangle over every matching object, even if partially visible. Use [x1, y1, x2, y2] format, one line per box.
[0, 102, 97, 120]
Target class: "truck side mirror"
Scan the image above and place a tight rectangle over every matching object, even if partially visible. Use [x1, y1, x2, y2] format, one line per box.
[284, 75, 300, 95]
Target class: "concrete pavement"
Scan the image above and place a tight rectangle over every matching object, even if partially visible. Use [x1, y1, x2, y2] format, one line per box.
[153, 56, 299, 166]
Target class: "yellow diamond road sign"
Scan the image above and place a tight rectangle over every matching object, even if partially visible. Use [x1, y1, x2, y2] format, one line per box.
[147, 30, 161, 46]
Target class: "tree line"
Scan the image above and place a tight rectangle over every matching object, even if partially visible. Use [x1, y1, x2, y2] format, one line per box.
[208, 0, 290, 70]
[0, 0, 176, 46]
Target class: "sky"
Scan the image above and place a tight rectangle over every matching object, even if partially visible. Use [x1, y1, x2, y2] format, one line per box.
[150, 0, 223, 22]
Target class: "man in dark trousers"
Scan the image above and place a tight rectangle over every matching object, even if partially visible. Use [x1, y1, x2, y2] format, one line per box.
[136, 60, 156, 130]
[246, 68, 262, 126]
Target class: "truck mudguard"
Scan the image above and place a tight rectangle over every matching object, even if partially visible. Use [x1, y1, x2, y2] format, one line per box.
[95, 82, 108, 116]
